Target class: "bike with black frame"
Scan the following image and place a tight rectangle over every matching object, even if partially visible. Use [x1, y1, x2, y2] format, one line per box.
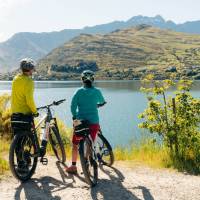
[75, 119, 114, 187]
[9, 99, 66, 182]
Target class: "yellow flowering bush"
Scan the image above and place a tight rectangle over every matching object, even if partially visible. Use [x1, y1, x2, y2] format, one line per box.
[139, 76, 200, 173]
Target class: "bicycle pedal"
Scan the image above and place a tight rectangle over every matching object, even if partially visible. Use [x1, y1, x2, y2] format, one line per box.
[40, 157, 48, 165]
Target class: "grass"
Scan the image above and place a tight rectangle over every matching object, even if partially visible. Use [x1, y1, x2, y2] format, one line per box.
[47, 120, 174, 170]
[0, 138, 10, 177]
[46, 118, 73, 159]
[0, 157, 9, 176]
[0, 112, 196, 176]
[114, 138, 172, 169]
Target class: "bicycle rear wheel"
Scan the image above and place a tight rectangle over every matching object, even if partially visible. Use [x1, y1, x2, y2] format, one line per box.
[49, 126, 66, 163]
[97, 134, 114, 166]
[79, 138, 98, 187]
[9, 132, 38, 182]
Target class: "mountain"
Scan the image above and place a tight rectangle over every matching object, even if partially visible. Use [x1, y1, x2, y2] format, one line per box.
[1, 15, 200, 72]
[0, 29, 82, 72]
[36, 25, 200, 80]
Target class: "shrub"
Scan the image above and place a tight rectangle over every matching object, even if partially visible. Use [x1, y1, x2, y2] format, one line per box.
[139, 75, 200, 173]
[0, 94, 12, 138]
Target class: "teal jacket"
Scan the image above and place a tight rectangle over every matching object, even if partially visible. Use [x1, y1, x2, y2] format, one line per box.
[71, 86, 105, 124]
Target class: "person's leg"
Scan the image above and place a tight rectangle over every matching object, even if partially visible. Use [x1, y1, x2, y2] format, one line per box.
[71, 144, 78, 164]
[65, 134, 81, 173]
[89, 124, 100, 141]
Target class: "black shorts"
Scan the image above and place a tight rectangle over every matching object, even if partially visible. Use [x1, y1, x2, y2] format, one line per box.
[11, 113, 33, 134]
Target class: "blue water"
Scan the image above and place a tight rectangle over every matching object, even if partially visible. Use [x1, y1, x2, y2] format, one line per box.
[1, 80, 200, 147]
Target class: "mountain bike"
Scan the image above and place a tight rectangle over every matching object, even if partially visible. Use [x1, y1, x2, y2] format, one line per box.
[76, 121, 114, 187]
[9, 99, 66, 182]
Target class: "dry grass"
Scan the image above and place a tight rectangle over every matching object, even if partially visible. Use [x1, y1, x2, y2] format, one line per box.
[114, 139, 172, 169]
[0, 138, 10, 176]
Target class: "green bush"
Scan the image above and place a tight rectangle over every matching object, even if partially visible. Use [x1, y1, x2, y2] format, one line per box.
[0, 94, 12, 138]
[139, 75, 200, 173]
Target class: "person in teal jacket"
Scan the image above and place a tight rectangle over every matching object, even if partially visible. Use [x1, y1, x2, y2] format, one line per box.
[66, 70, 106, 174]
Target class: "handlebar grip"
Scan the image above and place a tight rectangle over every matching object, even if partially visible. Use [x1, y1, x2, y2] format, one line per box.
[53, 99, 66, 106]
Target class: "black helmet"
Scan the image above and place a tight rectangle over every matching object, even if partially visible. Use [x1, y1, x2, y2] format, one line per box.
[81, 70, 95, 83]
[20, 58, 36, 71]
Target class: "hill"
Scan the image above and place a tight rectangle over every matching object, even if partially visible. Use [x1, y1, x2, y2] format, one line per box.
[2, 15, 200, 72]
[36, 25, 200, 80]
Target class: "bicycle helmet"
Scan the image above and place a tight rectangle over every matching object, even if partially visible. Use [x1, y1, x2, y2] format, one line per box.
[20, 58, 36, 71]
[81, 70, 95, 83]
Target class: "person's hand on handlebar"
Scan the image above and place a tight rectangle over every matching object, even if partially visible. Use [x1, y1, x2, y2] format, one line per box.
[33, 112, 39, 117]
[97, 102, 107, 108]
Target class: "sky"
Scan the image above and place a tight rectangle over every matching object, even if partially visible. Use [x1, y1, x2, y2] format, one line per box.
[0, 0, 200, 42]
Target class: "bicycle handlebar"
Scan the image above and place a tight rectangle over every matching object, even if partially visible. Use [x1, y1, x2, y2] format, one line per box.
[37, 99, 66, 110]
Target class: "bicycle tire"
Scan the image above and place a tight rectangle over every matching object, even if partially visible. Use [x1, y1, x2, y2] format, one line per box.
[79, 138, 98, 187]
[49, 126, 66, 163]
[97, 134, 114, 166]
[9, 132, 38, 182]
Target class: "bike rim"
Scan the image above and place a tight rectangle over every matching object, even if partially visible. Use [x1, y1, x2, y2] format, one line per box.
[84, 140, 97, 184]
[96, 137, 112, 165]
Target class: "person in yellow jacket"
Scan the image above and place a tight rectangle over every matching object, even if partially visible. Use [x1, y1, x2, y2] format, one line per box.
[11, 58, 47, 158]
[11, 58, 37, 115]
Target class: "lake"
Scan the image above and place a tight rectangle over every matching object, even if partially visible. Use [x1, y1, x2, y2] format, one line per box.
[1, 80, 200, 147]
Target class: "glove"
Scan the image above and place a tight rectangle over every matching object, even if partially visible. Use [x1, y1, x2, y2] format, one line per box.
[33, 112, 39, 117]
[97, 102, 107, 108]
[73, 119, 81, 127]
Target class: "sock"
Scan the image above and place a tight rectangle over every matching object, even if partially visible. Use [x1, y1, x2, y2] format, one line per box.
[72, 162, 76, 166]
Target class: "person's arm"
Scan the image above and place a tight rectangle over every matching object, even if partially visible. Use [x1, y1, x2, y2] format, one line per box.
[25, 80, 37, 114]
[97, 89, 106, 108]
[97, 102, 107, 108]
[71, 91, 79, 120]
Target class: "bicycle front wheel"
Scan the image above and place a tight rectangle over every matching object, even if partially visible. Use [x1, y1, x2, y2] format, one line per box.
[49, 126, 66, 163]
[79, 138, 98, 187]
[97, 134, 114, 166]
[9, 132, 38, 182]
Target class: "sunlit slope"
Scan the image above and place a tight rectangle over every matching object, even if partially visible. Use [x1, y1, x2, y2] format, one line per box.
[38, 25, 200, 76]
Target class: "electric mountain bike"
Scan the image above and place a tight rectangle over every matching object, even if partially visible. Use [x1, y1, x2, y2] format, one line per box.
[9, 99, 66, 182]
[76, 122, 114, 187]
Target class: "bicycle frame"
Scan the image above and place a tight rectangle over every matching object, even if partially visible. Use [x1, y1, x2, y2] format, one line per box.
[31, 103, 62, 156]
[34, 109, 58, 141]
[35, 113, 47, 130]
[84, 133, 100, 162]
[87, 130, 107, 161]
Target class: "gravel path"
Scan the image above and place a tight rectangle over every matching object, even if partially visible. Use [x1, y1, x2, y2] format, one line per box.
[0, 157, 199, 200]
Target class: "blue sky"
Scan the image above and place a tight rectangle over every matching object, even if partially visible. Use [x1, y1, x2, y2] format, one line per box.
[0, 0, 200, 42]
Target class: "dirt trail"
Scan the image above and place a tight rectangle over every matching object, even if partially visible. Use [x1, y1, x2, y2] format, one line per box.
[0, 157, 200, 200]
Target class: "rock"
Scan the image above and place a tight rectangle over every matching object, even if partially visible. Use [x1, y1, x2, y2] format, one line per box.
[165, 66, 177, 72]
[194, 74, 200, 80]
[186, 70, 197, 76]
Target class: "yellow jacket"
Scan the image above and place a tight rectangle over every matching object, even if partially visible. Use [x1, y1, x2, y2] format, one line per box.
[11, 74, 37, 114]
